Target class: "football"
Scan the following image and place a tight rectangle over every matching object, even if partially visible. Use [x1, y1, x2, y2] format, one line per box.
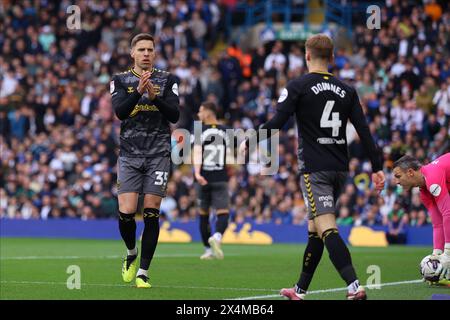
[420, 255, 443, 282]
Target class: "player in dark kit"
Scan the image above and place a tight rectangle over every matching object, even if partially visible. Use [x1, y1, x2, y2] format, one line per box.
[240, 34, 385, 300]
[193, 102, 230, 260]
[111, 33, 180, 288]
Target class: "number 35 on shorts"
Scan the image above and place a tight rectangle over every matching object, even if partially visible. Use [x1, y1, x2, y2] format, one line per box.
[154, 171, 168, 186]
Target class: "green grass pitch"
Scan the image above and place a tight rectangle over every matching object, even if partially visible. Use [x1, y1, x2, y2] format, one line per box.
[0, 238, 448, 300]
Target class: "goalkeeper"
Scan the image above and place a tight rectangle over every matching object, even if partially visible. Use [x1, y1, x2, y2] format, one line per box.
[393, 153, 450, 284]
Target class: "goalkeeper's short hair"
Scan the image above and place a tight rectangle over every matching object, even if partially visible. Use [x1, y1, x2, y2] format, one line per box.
[393, 155, 422, 171]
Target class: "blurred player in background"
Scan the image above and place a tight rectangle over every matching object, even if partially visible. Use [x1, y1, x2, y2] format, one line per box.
[193, 102, 230, 260]
[241, 34, 385, 300]
[111, 33, 180, 288]
[393, 153, 450, 285]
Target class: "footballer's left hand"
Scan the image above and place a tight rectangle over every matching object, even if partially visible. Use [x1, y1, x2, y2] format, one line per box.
[439, 253, 450, 280]
[146, 81, 157, 100]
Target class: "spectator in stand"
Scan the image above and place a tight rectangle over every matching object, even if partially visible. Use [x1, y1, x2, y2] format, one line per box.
[386, 211, 407, 244]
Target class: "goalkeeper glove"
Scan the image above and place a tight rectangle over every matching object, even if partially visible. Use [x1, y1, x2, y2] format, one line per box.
[439, 251, 450, 280]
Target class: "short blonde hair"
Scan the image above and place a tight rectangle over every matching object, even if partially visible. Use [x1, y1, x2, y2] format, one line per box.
[305, 34, 334, 61]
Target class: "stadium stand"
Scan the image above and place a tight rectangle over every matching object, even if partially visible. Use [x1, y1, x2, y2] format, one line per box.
[0, 0, 449, 236]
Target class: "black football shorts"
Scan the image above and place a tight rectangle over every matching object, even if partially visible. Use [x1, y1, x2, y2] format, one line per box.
[196, 181, 229, 211]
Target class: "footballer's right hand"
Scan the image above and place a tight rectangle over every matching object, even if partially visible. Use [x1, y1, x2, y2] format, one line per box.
[137, 71, 152, 94]
[439, 253, 450, 280]
[195, 173, 208, 186]
[239, 140, 248, 159]
[430, 253, 450, 280]
[429, 253, 440, 261]
[371, 170, 385, 194]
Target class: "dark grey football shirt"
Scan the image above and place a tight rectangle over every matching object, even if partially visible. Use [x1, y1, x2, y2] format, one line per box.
[260, 72, 383, 173]
[111, 68, 180, 157]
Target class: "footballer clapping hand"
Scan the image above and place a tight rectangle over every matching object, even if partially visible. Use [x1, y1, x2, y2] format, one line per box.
[137, 71, 152, 94]
[146, 81, 157, 101]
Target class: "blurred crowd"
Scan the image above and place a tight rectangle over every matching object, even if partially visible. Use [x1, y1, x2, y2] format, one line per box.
[0, 0, 449, 238]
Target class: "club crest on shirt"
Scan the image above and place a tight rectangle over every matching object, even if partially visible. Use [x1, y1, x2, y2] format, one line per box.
[429, 183, 441, 197]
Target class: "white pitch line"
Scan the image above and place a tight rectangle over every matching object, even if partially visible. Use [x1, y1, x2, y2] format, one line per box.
[0, 253, 241, 260]
[0, 255, 122, 260]
[0, 280, 278, 292]
[228, 279, 424, 300]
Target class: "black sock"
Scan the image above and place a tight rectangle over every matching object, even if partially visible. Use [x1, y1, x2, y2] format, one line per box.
[118, 211, 136, 251]
[296, 232, 324, 293]
[200, 214, 211, 247]
[140, 208, 160, 270]
[215, 213, 229, 235]
[323, 228, 358, 286]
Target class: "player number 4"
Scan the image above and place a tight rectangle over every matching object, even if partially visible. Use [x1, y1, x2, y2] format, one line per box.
[320, 100, 342, 137]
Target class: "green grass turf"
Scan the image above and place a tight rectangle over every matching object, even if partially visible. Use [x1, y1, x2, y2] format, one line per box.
[0, 238, 448, 300]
